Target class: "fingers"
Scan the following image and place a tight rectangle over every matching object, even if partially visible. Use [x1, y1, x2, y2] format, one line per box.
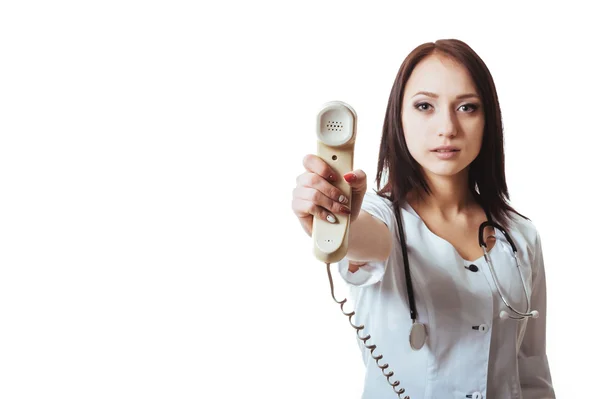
[292, 186, 351, 217]
[292, 198, 340, 225]
[302, 154, 339, 183]
[295, 172, 350, 205]
[293, 154, 364, 231]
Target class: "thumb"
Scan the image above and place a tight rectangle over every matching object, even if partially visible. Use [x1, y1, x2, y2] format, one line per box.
[343, 169, 367, 222]
[343, 169, 368, 193]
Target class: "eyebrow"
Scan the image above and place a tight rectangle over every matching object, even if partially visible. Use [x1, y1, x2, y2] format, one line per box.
[412, 91, 480, 100]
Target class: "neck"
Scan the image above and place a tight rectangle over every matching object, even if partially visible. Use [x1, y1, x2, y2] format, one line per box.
[407, 170, 476, 220]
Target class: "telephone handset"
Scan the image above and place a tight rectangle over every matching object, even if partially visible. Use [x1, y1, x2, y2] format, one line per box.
[312, 101, 410, 398]
[313, 100, 356, 264]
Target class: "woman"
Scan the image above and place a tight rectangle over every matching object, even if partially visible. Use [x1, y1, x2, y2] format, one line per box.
[291, 39, 555, 398]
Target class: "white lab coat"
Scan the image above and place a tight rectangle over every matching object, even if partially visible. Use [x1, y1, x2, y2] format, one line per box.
[337, 191, 555, 399]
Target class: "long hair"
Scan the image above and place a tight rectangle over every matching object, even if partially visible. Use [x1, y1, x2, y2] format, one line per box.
[375, 38, 527, 227]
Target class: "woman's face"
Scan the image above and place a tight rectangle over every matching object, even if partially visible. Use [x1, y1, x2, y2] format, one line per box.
[401, 54, 485, 180]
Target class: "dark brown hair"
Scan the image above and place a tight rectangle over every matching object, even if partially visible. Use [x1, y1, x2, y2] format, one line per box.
[375, 38, 527, 227]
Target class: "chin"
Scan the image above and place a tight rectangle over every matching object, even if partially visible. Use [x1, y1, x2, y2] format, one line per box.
[422, 163, 469, 178]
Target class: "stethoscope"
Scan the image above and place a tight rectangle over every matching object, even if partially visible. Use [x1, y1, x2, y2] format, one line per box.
[393, 201, 540, 351]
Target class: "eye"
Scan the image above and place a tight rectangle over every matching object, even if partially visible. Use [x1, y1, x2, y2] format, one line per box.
[458, 103, 479, 113]
[414, 102, 432, 111]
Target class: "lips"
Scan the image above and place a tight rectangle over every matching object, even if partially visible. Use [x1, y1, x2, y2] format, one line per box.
[431, 146, 460, 152]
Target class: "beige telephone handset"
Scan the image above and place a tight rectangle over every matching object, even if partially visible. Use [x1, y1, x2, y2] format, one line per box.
[313, 101, 410, 398]
[313, 101, 356, 263]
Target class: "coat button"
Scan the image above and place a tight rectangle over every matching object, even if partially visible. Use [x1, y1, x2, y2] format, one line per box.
[465, 264, 479, 272]
[471, 324, 488, 332]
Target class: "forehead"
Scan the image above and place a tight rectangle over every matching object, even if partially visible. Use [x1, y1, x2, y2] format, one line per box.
[404, 54, 477, 97]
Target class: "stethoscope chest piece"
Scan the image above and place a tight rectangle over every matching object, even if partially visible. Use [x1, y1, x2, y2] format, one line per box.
[409, 322, 427, 350]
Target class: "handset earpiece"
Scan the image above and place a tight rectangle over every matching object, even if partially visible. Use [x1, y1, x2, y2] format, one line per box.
[312, 101, 357, 263]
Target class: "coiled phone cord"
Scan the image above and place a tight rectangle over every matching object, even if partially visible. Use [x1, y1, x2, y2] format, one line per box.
[326, 262, 410, 399]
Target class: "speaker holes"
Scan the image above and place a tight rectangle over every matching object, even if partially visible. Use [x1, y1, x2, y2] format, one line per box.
[326, 120, 344, 132]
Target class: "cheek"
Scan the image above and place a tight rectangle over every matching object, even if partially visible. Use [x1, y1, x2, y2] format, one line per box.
[463, 120, 485, 153]
[402, 113, 429, 153]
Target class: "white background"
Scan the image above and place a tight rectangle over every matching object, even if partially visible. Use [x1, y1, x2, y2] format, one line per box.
[1, 1, 598, 398]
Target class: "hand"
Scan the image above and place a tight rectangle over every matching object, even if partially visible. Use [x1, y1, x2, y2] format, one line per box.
[292, 154, 368, 237]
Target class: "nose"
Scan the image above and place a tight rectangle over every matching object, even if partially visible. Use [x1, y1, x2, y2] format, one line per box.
[437, 109, 458, 138]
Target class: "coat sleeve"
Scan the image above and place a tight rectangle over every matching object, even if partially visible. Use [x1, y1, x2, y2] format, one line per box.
[518, 230, 556, 398]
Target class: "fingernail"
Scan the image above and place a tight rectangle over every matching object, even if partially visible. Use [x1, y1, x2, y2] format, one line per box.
[339, 195, 348, 204]
[328, 174, 337, 182]
[326, 214, 337, 223]
[340, 207, 351, 215]
[343, 173, 356, 183]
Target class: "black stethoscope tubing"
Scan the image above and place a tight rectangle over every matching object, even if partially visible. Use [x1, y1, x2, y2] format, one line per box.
[393, 199, 524, 324]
